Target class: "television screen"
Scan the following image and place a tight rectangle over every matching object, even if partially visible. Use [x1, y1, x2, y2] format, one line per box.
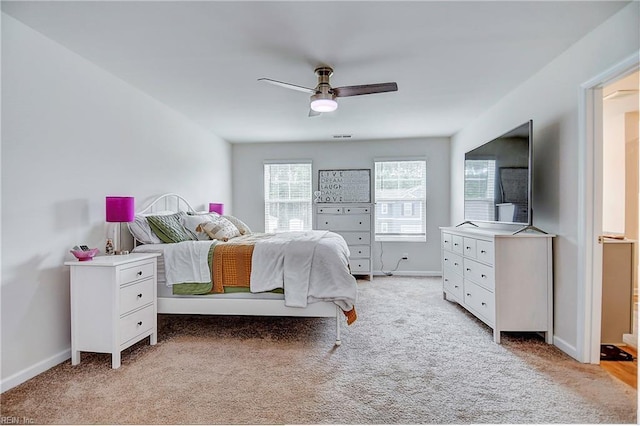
[464, 120, 532, 225]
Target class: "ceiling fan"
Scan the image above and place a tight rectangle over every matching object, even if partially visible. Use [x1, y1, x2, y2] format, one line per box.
[258, 66, 398, 116]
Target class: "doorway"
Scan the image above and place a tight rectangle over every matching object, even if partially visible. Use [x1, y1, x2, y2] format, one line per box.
[579, 53, 639, 365]
[599, 71, 639, 386]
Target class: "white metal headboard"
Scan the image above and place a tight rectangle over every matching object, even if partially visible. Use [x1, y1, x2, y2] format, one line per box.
[137, 193, 197, 215]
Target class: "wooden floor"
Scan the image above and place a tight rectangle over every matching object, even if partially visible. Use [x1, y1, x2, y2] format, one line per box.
[600, 345, 637, 388]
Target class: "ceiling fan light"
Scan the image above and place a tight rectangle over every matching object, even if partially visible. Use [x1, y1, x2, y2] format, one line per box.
[310, 97, 338, 112]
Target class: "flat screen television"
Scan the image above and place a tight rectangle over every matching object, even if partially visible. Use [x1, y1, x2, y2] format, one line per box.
[463, 120, 533, 226]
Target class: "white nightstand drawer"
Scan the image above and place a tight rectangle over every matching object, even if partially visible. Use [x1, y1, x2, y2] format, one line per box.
[343, 206, 371, 214]
[349, 245, 370, 258]
[120, 304, 155, 346]
[120, 278, 154, 315]
[349, 258, 370, 273]
[317, 206, 342, 214]
[120, 261, 155, 285]
[340, 232, 370, 245]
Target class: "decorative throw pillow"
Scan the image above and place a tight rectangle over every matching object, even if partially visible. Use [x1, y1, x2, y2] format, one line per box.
[128, 215, 163, 245]
[196, 216, 241, 242]
[223, 215, 252, 235]
[146, 212, 195, 244]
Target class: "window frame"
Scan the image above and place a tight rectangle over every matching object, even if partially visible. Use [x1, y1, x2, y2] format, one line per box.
[374, 158, 427, 243]
[263, 160, 313, 233]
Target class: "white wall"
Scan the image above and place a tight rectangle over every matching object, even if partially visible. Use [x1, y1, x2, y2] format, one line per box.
[1, 14, 232, 390]
[232, 137, 450, 275]
[450, 3, 639, 360]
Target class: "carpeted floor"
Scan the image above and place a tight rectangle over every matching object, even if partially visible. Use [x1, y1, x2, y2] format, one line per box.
[1, 276, 637, 424]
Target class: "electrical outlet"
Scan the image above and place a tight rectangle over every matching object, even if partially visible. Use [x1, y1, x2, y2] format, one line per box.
[402, 253, 409, 260]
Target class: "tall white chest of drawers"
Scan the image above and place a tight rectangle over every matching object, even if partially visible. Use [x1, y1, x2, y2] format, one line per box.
[315, 203, 373, 280]
[66, 252, 160, 368]
[441, 226, 554, 344]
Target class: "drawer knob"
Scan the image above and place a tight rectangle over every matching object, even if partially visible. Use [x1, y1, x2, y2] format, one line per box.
[137, 321, 143, 326]
[454, 262, 458, 266]
[466, 268, 471, 271]
[347, 209, 351, 212]
[325, 222, 329, 225]
[466, 246, 470, 250]
[466, 293, 471, 297]
[454, 285, 459, 288]
[359, 222, 362, 225]
[481, 274, 487, 278]
[481, 250, 486, 254]
[359, 237, 362, 240]
[481, 302, 487, 306]
[137, 293, 143, 298]
[137, 271, 143, 276]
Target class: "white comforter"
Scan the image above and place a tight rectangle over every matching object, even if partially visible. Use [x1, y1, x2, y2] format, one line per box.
[133, 231, 357, 311]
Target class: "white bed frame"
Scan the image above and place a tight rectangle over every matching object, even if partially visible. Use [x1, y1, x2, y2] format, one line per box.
[134, 193, 343, 345]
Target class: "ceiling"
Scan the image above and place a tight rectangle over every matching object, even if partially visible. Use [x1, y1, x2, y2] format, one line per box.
[1, 1, 630, 143]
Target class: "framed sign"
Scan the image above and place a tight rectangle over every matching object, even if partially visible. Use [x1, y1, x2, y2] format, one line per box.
[318, 169, 371, 203]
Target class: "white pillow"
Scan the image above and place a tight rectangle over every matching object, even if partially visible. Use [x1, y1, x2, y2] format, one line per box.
[182, 215, 213, 241]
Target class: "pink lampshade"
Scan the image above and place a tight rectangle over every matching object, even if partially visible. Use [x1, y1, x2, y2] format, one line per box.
[209, 203, 224, 215]
[106, 196, 135, 223]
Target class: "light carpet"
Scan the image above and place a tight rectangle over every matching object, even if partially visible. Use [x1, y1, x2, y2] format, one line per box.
[1, 276, 637, 424]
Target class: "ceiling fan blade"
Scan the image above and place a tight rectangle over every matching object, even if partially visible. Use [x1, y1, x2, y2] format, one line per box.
[333, 82, 398, 98]
[257, 78, 316, 94]
[308, 109, 321, 117]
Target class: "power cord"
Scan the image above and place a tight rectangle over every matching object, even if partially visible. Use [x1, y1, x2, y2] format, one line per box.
[379, 241, 406, 276]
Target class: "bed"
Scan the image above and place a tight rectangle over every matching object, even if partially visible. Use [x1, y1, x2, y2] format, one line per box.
[128, 193, 358, 345]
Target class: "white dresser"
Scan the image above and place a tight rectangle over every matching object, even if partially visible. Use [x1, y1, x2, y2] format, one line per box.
[315, 203, 373, 279]
[441, 226, 554, 344]
[65, 252, 160, 368]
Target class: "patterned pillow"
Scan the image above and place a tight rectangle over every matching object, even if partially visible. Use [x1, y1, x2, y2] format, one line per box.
[196, 216, 241, 242]
[128, 215, 163, 244]
[146, 212, 195, 244]
[223, 215, 252, 235]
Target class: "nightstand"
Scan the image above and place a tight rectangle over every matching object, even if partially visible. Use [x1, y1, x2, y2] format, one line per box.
[65, 252, 161, 368]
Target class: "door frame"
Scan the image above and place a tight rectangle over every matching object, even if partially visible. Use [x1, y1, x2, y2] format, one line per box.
[578, 52, 639, 363]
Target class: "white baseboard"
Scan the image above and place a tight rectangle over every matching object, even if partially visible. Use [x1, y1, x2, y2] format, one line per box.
[373, 270, 442, 277]
[1, 348, 70, 393]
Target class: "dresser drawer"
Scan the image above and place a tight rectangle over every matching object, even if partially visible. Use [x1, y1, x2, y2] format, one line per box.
[443, 270, 464, 300]
[476, 240, 494, 265]
[463, 237, 477, 258]
[443, 252, 463, 276]
[317, 206, 342, 214]
[120, 278, 154, 315]
[119, 261, 155, 285]
[464, 279, 495, 325]
[343, 206, 371, 214]
[340, 231, 370, 245]
[451, 235, 464, 254]
[349, 245, 370, 258]
[463, 258, 494, 291]
[119, 304, 155, 346]
[349, 258, 370, 273]
[442, 232, 452, 251]
[317, 214, 370, 231]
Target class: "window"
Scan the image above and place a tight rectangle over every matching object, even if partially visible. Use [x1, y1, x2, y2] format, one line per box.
[264, 162, 312, 233]
[464, 159, 496, 222]
[374, 160, 426, 242]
